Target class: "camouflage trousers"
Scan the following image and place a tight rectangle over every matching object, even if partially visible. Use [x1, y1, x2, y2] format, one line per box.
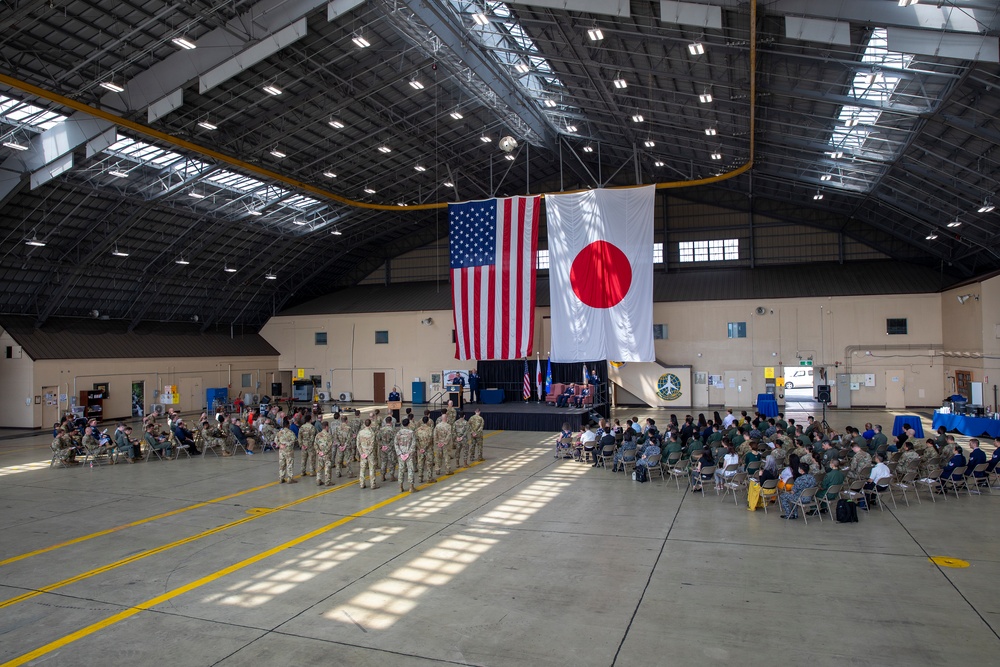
[433, 442, 451, 476]
[278, 448, 294, 481]
[470, 435, 484, 461]
[378, 445, 397, 481]
[397, 454, 416, 490]
[317, 447, 333, 485]
[334, 446, 352, 477]
[300, 444, 316, 476]
[454, 439, 470, 468]
[358, 453, 378, 488]
[417, 448, 436, 483]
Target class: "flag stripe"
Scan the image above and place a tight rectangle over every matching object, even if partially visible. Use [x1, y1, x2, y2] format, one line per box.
[452, 269, 465, 359]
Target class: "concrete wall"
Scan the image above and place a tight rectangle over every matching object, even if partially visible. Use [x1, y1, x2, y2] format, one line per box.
[0, 328, 35, 428]
[1, 354, 278, 429]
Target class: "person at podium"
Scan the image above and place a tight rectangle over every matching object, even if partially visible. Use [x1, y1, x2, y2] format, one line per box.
[388, 386, 402, 423]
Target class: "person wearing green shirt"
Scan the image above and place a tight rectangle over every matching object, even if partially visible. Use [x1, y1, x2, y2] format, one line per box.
[820, 459, 846, 503]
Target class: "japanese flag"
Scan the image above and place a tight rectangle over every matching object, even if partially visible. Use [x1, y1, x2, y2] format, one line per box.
[545, 185, 655, 362]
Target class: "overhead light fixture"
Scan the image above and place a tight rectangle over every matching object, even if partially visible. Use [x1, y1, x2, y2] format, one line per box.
[414, 165, 427, 172]
[262, 84, 282, 96]
[2, 139, 29, 151]
[175, 257, 190, 265]
[613, 77, 627, 89]
[710, 152, 722, 160]
[171, 36, 196, 50]
[688, 42, 705, 55]
[364, 186, 376, 194]
[813, 191, 824, 200]
[699, 92, 713, 103]
[443, 181, 454, 188]
[504, 154, 515, 161]
[99, 80, 125, 93]
[925, 233, 938, 240]
[197, 120, 217, 131]
[631, 114, 644, 123]
[543, 98, 557, 108]
[247, 209, 263, 216]
[265, 272, 277, 280]
[189, 191, 206, 199]
[25, 234, 46, 247]
[587, 27, 604, 41]
[705, 127, 717, 136]
[223, 265, 237, 273]
[377, 144, 392, 153]
[108, 169, 129, 178]
[820, 174, 832, 181]
[330, 229, 342, 235]
[472, 12, 489, 25]
[449, 110, 464, 120]
[828, 150, 844, 159]
[409, 78, 425, 90]
[480, 134, 492, 143]
[654, 160, 665, 167]
[323, 171, 337, 178]
[293, 219, 307, 226]
[397, 201, 406, 207]
[947, 219, 962, 228]
[328, 119, 345, 129]
[898, 0, 918, 6]
[565, 125, 577, 133]
[269, 148, 286, 158]
[977, 198, 995, 213]
[644, 140, 655, 148]
[515, 62, 530, 74]
[111, 244, 129, 257]
[582, 145, 594, 153]
[352, 34, 371, 48]
[957, 294, 970, 304]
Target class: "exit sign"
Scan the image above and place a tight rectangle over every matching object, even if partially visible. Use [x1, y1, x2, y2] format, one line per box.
[799, 360, 813, 366]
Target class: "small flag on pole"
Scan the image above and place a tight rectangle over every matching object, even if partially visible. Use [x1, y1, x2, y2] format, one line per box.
[522, 359, 531, 401]
[535, 356, 543, 402]
[583, 363, 589, 386]
[545, 357, 552, 396]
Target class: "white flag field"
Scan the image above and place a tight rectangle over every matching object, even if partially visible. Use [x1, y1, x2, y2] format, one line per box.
[545, 185, 655, 363]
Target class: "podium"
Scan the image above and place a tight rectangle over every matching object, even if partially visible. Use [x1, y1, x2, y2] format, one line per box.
[387, 400, 402, 422]
[446, 385, 461, 407]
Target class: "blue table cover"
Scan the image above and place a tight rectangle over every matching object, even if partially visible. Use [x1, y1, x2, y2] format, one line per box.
[892, 415, 924, 438]
[932, 412, 1000, 438]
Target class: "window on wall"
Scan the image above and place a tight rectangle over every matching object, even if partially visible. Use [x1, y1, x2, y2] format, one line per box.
[653, 242, 663, 264]
[241, 373, 252, 387]
[315, 331, 328, 345]
[727, 321, 747, 338]
[679, 239, 739, 263]
[375, 330, 389, 344]
[536, 248, 549, 270]
[886, 318, 908, 335]
[653, 324, 668, 340]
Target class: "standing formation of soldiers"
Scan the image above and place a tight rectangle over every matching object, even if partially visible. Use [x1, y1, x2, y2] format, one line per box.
[275, 402, 487, 492]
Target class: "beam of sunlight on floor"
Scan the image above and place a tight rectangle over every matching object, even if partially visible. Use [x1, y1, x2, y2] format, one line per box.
[385, 475, 500, 520]
[0, 460, 56, 477]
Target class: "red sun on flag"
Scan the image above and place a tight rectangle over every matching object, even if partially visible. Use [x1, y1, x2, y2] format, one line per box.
[569, 240, 632, 308]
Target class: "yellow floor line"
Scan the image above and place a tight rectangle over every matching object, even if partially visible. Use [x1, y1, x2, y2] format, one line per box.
[1, 460, 486, 667]
[0, 477, 358, 610]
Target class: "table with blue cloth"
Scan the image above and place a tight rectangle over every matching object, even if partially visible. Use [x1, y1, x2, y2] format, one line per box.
[480, 388, 505, 404]
[756, 394, 778, 418]
[932, 412, 1000, 438]
[891, 415, 924, 438]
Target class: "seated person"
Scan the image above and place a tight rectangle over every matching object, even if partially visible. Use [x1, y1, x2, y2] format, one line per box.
[779, 463, 818, 519]
[743, 442, 761, 469]
[819, 458, 846, 505]
[940, 445, 967, 486]
[690, 448, 715, 492]
[864, 453, 892, 505]
[574, 424, 597, 462]
[51, 425, 79, 465]
[556, 384, 577, 408]
[143, 423, 173, 458]
[573, 384, 591, 408]
[172, 419, 201, 455]
[230, 417, 252, 455]
[81, 426, 108, 460]
[201, 420, 231, 456]
[985, 437, 1000, 474]
[635, 438, 660, 471]
[714, 445, 740, 487]
[612, 440, 638, 472]
[593, 428, 617, 468]
[554, 422, 574, 458]
[963, 438, 987, 487]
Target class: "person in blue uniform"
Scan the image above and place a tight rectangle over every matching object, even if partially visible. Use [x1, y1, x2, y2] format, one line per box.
[468, 369, 480, 404]
[965, 438, 987, 487]
[388, 387, 402, 422]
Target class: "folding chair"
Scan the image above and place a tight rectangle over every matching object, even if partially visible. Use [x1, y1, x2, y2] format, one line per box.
[865, 479, 892, 512]
[692, 465, 716, 497]
[228, 430, 249, 456]
[816, 484, 842, 516]
[888, 472, 917, 507]
[668, 459, 690, 490]
[144, 435, 167, 461]
[786, 487, 821, 524]
[720, 472, 749, 505]
[968, 463, 990, 495]
[759, 478, 779, 513]
[941, 466, 968, 499]
[745, 460, 761, 474]
[914, 469, 944, 503]
[554, 436, 573, 459]
[642, 453, 664, 481]
[598, 443, 616, 470]
[171, 432, 191, 460]
[617, 448, 637, 477]
[841, 480, 869, 512]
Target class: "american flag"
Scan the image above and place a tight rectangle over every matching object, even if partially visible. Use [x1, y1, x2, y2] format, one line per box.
[449, 195, 539, 360]
[522, 359, 531, 401]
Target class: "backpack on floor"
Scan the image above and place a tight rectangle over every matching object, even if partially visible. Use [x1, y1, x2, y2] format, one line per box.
[836, 499, 858, 523]
[633, 466, 648, 483]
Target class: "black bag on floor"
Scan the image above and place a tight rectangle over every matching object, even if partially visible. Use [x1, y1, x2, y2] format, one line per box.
[633, 466, 648, 483]
[836, 499, 858, 523]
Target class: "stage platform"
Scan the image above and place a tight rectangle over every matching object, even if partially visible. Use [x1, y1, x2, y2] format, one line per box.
[428, 401, 601, 432]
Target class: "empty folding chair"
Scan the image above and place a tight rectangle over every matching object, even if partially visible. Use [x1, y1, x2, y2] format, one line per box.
[889, 472, 917, 507]
[720, 472, 749, 505]
[914, 469, 944, 503]
[668, 459, 690, 490]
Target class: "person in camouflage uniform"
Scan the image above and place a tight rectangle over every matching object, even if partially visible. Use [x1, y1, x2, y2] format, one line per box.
[377, 416, 397, 482]
[356, 419, 378, 489]
[315, 421, 334, 486]
[51, 425, 79, 466]
[394, 419, 417, 492]
[897, 441, 920, 477]
[260, 418, 277, 453]
[334, 413, 353, 477]
[202, 420, 231, 456]
[276, 425, 297, 483]
[415, 416, 436, 484]
[434, 416, 454, 476]
[298, 413, 317, 476]
[848, 442, 872, 481]
[444, 401, 457, 427]
[453, 413, 470, 468]
[468, 408, 485, 462]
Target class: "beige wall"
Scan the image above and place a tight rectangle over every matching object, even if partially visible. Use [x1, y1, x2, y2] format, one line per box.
[12, 356, 277, 429]
[0, 328, 35, 428]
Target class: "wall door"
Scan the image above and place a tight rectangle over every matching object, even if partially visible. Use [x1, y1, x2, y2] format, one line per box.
[373, 372, 386, 403]
[178, 377, 203, 412]
[42, 386, 59, 429]
[835, 373, 851, 409]
[691, 372, 709, 407]
[885, 370, 906, 409]
[723, 370, 751, 406]
[955, 370, 972, 401]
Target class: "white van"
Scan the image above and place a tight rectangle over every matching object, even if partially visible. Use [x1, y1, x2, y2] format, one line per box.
[784, 369, 813, 389]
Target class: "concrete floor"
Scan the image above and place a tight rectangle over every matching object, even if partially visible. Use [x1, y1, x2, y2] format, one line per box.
[1, 405, 998, 666]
